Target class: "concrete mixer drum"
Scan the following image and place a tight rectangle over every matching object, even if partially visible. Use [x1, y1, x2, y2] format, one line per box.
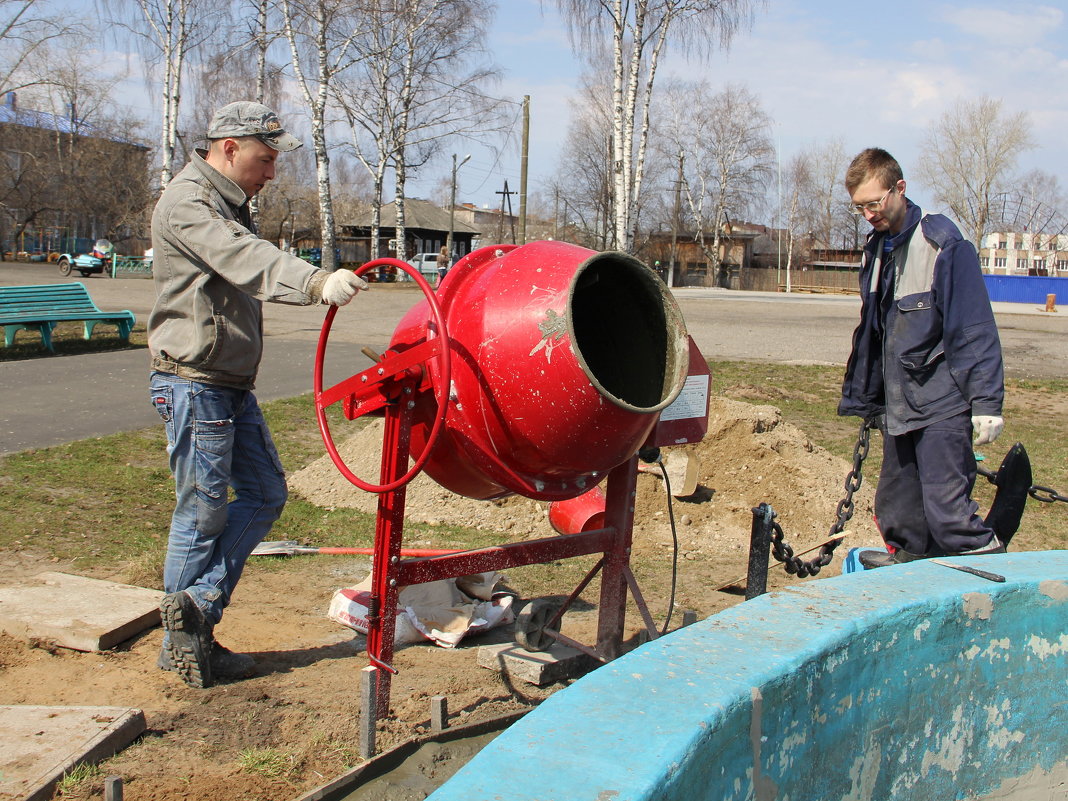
[393, 240, 691, 501]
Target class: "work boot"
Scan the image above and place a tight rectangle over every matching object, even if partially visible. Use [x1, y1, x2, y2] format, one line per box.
[859, 536, 1004, 570]
[857, 548, 929, 569]
[957, 536, 1006, 556]
[157, 639, 256, 680]
[159, 591, 213, 689]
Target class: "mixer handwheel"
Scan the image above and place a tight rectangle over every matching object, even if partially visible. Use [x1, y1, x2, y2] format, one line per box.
[515, 599, 558, 652]
[313, 258, 451, 493]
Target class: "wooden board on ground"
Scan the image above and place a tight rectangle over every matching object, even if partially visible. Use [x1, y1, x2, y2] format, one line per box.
[0, 572, 163, 652]
[0, 705, 145, 801]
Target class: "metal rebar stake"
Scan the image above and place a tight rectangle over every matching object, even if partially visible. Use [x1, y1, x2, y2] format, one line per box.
[746, 504, 774, 600]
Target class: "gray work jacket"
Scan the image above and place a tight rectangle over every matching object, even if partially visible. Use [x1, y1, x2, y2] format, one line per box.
[148, 150, 328, 389]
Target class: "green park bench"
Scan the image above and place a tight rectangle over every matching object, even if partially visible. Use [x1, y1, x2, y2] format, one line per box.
[0, 282, 136, 352]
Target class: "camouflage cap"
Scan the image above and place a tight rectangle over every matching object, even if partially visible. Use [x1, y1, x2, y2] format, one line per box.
[206, 101, 302, 152]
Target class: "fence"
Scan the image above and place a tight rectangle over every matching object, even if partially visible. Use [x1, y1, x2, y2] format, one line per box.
[983, 274, 1068, 304]
[741, 266, 859, 294]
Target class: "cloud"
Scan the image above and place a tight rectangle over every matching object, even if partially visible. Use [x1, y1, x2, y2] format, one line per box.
[939, 4, 1064, 48]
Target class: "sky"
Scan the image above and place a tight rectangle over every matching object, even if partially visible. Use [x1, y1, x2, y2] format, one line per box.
[472, 0, 1068, 216]
[53, 0, 1068, 219]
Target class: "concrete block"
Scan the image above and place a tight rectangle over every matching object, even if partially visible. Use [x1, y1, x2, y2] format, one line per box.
[477, 642, 597, 686]
[430, 695, 448, 732]
[0, 705, 146, 801]
[0, 572, 163, 652]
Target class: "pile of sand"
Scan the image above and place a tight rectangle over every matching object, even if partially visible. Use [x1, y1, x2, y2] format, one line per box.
[289, 397, 882, 561]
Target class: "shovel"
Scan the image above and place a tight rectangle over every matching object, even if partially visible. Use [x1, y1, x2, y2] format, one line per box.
[638, 451, 699, 497]
[252, 540, 459, 558]
[981, 441, 1031, 548]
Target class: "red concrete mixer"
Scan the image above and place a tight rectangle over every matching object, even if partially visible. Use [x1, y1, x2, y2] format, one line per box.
[313, 240, 710, 741]
[393, 240, 690, 499]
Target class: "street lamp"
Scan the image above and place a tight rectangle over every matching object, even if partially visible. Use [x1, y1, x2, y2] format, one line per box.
[447, 153, 471, 264]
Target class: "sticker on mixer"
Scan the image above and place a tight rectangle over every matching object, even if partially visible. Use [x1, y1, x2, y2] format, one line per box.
[529, 309, 568, 363]
[659, 374, 710, 421]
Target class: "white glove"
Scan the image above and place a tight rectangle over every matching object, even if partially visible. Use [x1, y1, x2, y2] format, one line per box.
[321, 270, 368, 306]
[972, 415, 1004, 446]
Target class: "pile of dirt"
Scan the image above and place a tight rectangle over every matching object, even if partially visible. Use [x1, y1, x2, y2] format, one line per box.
[289, 397, 883, 563]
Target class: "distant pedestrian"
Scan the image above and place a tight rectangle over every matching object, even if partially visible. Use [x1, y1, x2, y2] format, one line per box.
[148, 101, 367, 688]
[839, 148, 1006, 569]
[436, 245, 449, 284]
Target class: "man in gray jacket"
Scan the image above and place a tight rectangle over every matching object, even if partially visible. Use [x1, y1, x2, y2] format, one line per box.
[148, 101, 366, 688]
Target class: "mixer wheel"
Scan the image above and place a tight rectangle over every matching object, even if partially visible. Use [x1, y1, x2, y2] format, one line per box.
[515, 599, 557, 652]
[313, 257, 450, 493]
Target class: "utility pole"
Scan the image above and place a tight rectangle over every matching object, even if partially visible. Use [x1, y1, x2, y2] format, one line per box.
[447, 153, 470, 262]
[518, 95, 529, 245]
[670, 153, 683, 288]
[553, 187, 559, 240]
[496, 181, 517, 243]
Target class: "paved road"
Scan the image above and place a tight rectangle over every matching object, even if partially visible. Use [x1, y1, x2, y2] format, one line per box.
[2, 261, 1065, 454]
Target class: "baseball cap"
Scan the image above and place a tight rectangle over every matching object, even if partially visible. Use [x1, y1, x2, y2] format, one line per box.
[206, 101, 302, 152]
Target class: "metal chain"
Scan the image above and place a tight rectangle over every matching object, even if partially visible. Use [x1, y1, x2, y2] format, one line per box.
[1028, 485, 1068, 504]
[976, 465, 1068, 504]
[768, 418, 873, 577]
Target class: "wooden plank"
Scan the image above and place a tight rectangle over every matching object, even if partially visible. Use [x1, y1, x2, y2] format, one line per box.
[0, 571, 163, 652]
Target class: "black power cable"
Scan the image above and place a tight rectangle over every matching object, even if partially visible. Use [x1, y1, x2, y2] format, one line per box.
[639, 447, 681, 636]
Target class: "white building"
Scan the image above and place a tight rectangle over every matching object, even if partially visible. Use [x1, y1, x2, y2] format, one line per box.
[979, 232, 1068, 276]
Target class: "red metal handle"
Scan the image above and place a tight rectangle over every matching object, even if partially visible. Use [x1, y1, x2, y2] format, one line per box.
[313, 258, 451, 493]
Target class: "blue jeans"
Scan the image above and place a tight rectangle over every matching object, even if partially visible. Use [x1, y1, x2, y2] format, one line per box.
[150, 373, 288, 626]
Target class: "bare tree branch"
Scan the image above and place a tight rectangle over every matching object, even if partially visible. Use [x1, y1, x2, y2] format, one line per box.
[916, 96, 1035, 248]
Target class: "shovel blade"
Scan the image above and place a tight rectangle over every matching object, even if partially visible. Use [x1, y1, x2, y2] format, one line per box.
[637, 452, 699, 497]
[251, 540, 301, 556]
[983, 442, 1031, 547]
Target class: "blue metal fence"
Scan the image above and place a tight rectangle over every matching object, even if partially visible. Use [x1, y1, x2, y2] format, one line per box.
[983, 274, 1068, 304]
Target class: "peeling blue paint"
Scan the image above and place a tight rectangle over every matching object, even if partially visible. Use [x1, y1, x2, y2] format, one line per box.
[428, 552, 1068, 801]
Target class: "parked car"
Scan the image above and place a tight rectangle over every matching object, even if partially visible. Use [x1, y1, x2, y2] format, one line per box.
[409, 252, 441, 283]
[57, 239, 113, 278]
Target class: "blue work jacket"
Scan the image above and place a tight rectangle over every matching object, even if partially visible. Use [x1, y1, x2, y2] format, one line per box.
[839, 201, 1004, 435]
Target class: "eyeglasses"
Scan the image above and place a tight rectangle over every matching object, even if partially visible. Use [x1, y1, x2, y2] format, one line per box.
[848, 186, 895, 215]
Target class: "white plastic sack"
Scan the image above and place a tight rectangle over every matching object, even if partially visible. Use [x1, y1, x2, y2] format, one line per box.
[328, 571, 515, 648]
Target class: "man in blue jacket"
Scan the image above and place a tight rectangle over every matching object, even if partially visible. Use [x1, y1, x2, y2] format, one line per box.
[839, 148, 1006, 568]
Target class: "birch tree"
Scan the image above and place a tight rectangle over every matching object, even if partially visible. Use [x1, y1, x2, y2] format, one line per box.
[553, 0, 755, 252]
[916, 96, 1035, 248]
[778, 151, 812, 283]
[107, 0, 212, 187]
[800, 138, 852, 249]
[335, 0, 504, 262]
[185, 1, 285, 217]
[658, 81, 773, 285]
[280, 0, 366, 271]
[552, 69, 616, 249]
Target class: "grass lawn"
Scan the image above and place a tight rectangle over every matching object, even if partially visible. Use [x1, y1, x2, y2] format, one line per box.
[1, 343, 1064, 588]
[0, 320, 149, 361]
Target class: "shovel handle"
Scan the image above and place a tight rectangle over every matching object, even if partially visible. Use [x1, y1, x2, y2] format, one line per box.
[314, 546, 460, 557]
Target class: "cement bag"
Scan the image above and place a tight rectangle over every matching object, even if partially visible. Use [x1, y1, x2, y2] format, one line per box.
[328, 571, 515, 648]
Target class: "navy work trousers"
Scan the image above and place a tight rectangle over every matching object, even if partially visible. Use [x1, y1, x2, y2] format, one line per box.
[874, 411, 995, 556]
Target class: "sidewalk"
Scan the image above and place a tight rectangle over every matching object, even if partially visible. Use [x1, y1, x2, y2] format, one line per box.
[671, 285, 1063, 318]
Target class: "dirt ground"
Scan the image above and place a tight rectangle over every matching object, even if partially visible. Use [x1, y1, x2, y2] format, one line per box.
[0, 396, 883, 801]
